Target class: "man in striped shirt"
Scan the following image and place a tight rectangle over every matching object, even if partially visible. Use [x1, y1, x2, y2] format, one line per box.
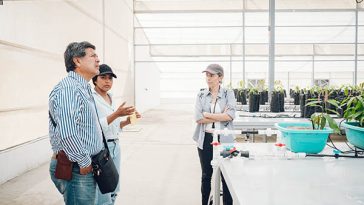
[49, 41, 104, 204]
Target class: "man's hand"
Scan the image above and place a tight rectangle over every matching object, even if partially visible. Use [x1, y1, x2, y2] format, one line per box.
[80, 164, 93, 175]
[115, 102, 135, 117]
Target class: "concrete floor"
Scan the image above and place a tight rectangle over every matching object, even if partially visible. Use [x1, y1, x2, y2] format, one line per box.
[0, 104, 201, 205]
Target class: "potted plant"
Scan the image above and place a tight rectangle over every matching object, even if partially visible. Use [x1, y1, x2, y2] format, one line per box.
[270, 83, 285, 113]
[237, 80, 247, 105]
[292, 86, 300, 105]
[324, 86, 339, 114]
[270, 88, 285, 113]
[303, 86, 319, 118]
[257, 79, 267, 105]
[248, 87, 260, 112]
[336, 84, 352, 117]
[341, 82, 364, 149]
[275, 93, 340, 154]
[306, 97, 341, 134]
[299, 88, 307, 117]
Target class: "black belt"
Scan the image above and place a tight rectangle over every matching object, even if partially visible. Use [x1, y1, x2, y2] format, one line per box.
[107, 138, 119, 142]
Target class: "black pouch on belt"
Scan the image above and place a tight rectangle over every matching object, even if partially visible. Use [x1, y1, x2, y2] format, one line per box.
[92, 148, 119, 194]
[55, 150, 73, 180]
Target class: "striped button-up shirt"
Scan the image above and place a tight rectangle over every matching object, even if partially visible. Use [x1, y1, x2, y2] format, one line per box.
[49, 71, 104, 168]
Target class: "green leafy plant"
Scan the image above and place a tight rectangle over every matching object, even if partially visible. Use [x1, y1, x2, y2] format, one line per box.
[353, 82, 364, 95]
[248, 87, 259, 95]
[274, 80, 284, 91]
[236, 80, 246, 97]
[257, 79, 266, 92]
[341, 94, 364, 127]
[340, 84, 356, 97]
[293, 85, 300, 93]
[306, 96, 341, 134]
[237, 80, 245, 89]
[309, 85, 321, 96]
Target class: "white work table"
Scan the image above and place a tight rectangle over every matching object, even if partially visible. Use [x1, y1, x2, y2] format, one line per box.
[233, 111, 342, 130]
[215, 143, 364, 205]
[234, 115, 306, 130]
[236, 104, 301, 112]
[233, 111, 306, 130]
[233, 111, 307, 142]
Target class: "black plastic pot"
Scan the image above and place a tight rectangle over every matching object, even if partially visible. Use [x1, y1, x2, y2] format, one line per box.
[264, 91, 269, 103]
[304, 93, 316, 118]
[249, 93, 260, 112]
[299, 93, 306, 117]
[279, 92, 285, 112]
[293, 93, 300, 105]
[259, 92, 266, 105]
[270, 92, 280, 112]
[289, 89, 294, 98]
[254, 94, 260, 112]
[233, 89, 239, 101]
[239, 90, 247, 105]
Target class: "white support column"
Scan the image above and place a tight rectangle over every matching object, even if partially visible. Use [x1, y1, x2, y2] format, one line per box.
[288, 72, 290, 92]
[242, 0, 246, 86]
[230, 44, 233, 85]
[354, 3, 358, 85]
[312, 45, 315, 87]
[268, 0, 275, 101]
[102, 0, 106, 61]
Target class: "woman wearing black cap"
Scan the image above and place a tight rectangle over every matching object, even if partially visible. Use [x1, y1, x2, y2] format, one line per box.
[193, 64, 236, 205]
[92, 64, 141, 205]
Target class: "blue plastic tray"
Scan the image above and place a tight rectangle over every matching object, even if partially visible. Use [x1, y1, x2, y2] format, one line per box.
[342, 122, 364, 149]
[275, 122, 333, 154]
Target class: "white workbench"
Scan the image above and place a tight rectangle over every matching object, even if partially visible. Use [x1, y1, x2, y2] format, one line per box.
[234, 116, 306, 130]
[233, 111, 307, 142]
[214, 143, 364, 205]
[233, 111, 342, 130]
[236, 104, 301, 112]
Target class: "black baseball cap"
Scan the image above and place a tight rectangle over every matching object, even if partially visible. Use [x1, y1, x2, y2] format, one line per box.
[98, 64, 117, 78]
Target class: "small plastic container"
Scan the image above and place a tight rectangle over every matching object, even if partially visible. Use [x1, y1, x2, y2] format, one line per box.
[275, 122, 333, 154]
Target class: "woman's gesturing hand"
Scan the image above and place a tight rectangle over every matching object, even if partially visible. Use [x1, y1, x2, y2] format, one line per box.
[115, 102, 135, 117]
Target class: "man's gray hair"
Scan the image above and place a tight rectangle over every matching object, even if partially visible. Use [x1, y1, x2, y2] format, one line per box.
[64, 41, 96, 72]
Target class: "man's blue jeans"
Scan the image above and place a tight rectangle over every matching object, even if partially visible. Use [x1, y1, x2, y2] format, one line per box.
[95, 141, 121, 205]
[49, 158, 96, 205]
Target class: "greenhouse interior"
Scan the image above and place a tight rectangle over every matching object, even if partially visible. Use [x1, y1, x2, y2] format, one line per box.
[0, 0, 363, 204]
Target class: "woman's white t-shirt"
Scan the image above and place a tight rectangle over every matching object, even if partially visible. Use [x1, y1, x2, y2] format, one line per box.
[205, 101, 221, 133]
